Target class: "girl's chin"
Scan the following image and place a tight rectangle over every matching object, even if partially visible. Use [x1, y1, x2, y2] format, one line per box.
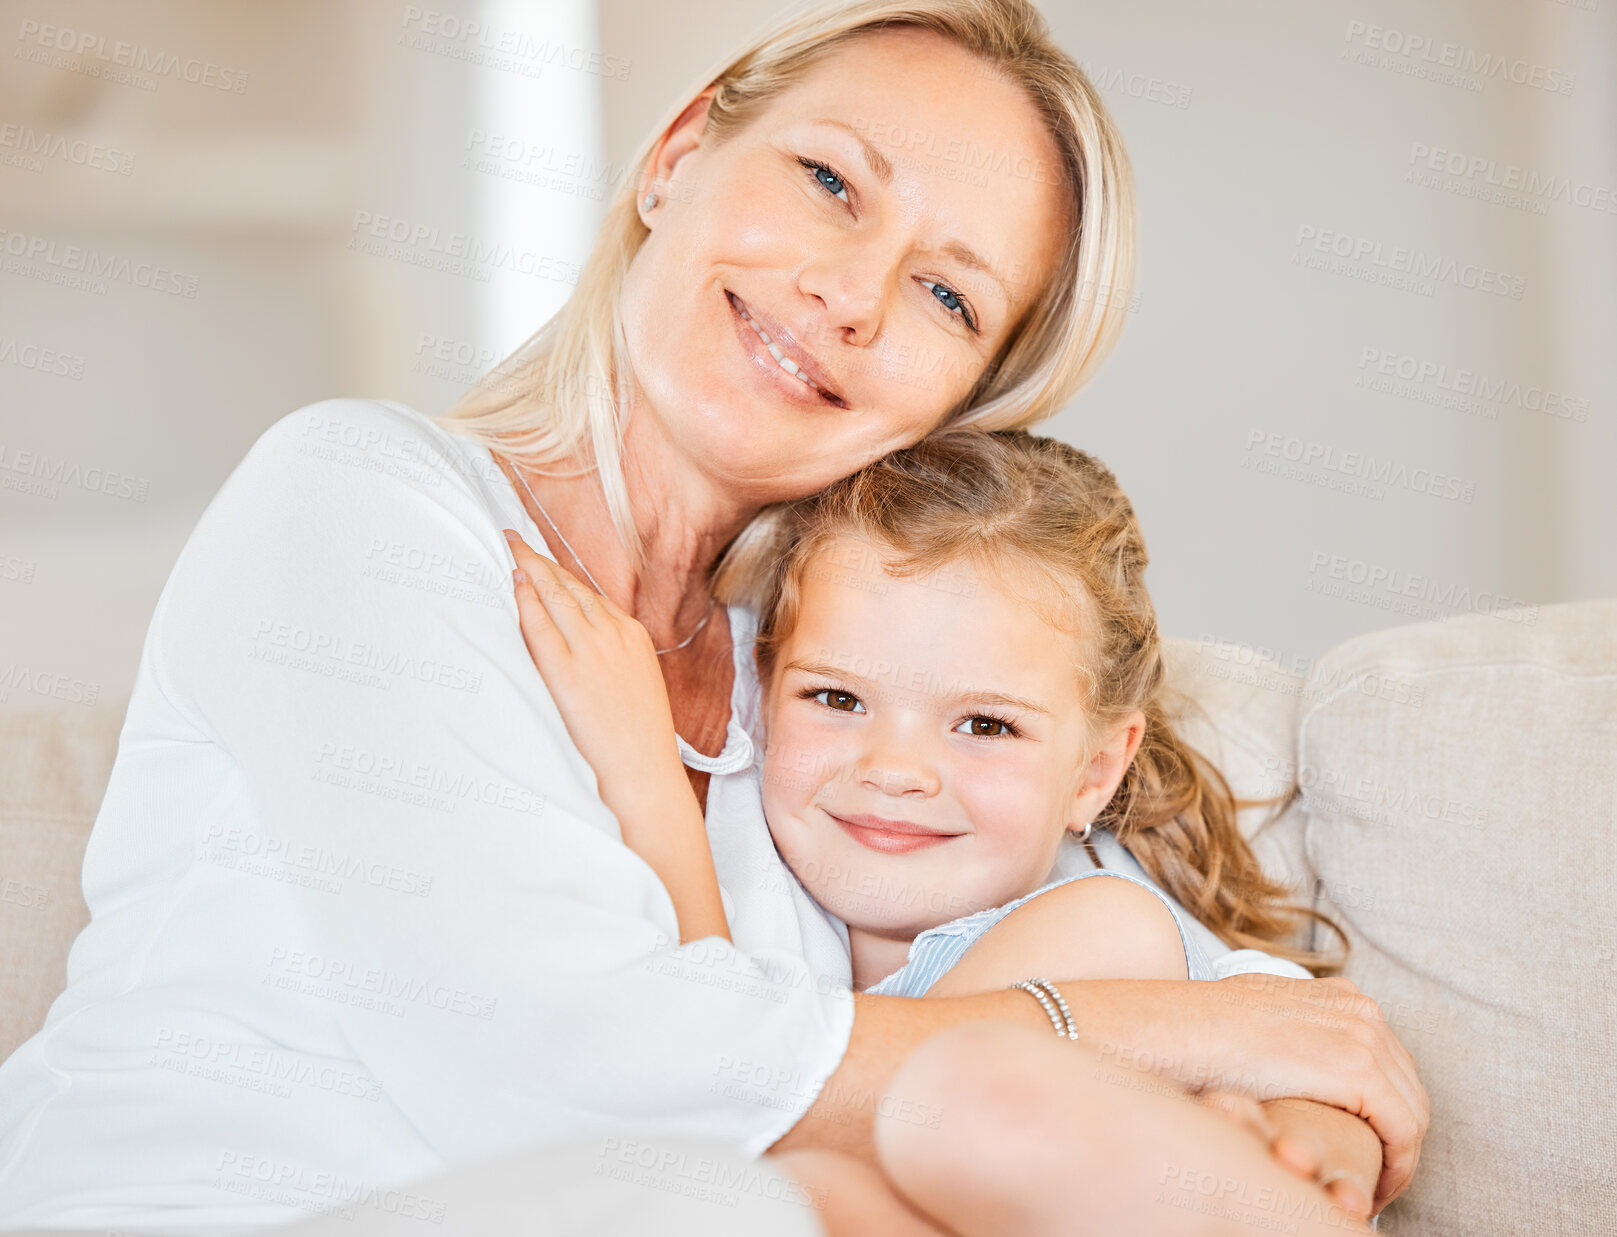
[812, 883, 966, 935]
[825, 902, 941, 936]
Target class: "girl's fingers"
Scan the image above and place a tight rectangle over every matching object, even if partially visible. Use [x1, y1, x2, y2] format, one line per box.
[512, 569, 572, 666]
[1270, 1131, 1326, 1181]
[504, 529, 600, 631]
[1195, 1089, 1274, 1144]
[1321, 1172, 1373, 1223]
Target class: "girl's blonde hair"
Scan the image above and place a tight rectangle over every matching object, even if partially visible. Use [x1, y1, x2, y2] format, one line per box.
[749, 430, 1343, 970]
[440, 0, 1136, 598]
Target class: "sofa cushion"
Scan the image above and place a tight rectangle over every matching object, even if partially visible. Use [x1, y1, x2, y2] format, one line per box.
[1299, 599, 1616, 1234]
[0, 697, 126, 1063]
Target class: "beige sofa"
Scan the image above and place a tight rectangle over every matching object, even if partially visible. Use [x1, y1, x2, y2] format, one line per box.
[3, 599, 1613, 1235]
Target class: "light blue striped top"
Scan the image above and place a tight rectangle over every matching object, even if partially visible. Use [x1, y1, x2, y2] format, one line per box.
[862, 868, 1218, 997]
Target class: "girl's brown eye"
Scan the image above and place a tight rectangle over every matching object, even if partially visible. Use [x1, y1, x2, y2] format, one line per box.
[969, 717, 1004, 736]
[809, 688, 864, 713]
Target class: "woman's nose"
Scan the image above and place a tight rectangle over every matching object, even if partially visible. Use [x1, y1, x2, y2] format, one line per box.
[798, 239, 889, 348]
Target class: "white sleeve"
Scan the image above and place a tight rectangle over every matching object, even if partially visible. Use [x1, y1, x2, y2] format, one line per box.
[1209, 950, 1314, 981]
[142, 400, 853, 1159]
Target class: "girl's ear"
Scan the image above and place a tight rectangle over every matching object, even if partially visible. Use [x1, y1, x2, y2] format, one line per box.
[639, 87, 717, 224]
[1067, 709, 1146, 834]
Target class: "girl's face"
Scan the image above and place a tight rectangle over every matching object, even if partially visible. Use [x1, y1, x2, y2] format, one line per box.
[620, 26, 1069, 508]
[759, 535, 1137, 939]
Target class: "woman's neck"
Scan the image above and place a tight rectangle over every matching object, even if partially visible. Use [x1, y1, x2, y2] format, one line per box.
[502, 407, 757, 645]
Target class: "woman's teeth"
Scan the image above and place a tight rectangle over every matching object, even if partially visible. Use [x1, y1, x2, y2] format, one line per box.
[737, 303, 825, 393]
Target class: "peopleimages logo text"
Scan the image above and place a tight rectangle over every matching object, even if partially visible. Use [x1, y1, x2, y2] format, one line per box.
[1294, 226, 1524, 299]
[1408, 143, 1617, 214]
[15, 19, 251, 92]
[1343, 21, 1575, 95]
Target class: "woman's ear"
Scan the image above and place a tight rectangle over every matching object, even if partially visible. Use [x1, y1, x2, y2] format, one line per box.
[638, 87, 717, 225]
[1066, 709, 1146, 834]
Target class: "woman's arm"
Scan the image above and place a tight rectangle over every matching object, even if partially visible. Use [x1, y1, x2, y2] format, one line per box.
[507, 532, 728, 943]
[774, 977, 1425, 1215]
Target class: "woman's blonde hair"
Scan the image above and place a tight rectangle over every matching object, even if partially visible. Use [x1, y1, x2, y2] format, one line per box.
[750, 430, 1343, 970]
[439, 0, 1136, 595]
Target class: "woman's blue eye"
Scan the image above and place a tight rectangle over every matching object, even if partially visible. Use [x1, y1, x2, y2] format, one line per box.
[928, 282, 962, 312]
[801, 159, 849, 203]
[920, 278, 974, 328]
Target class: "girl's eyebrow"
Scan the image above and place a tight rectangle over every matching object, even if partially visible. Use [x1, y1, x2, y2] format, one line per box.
[955, 689, 1052, 717]
[781, 658, 1052, 716]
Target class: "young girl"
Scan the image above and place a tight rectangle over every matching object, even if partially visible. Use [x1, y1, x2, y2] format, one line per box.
[504, 430, 1382, 1229]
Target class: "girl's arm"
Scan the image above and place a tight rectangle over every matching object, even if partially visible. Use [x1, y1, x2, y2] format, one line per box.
[507, 531, 729, 944]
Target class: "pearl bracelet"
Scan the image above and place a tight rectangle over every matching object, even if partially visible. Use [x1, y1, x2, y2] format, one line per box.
[1009, 977, 1078, 1040]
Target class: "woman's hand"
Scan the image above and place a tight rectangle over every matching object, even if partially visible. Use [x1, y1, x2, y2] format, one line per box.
[504, 529, 686, 813]
[1197, 973, 1425, 1213]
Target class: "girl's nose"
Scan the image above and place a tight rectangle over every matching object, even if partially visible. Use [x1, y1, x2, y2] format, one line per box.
[855, 730, 940, 798]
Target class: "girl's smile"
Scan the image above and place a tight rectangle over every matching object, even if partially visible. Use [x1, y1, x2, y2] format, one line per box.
[827, 810, 969, 854]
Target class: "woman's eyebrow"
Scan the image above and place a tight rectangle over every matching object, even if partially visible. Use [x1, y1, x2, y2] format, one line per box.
[814, 118, 894, 184]
[937, 241, 1010, 303]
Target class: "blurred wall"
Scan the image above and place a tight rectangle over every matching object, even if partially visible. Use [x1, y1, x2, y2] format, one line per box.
[2, 0, 1613, 706]
[1, 0, 605, 699]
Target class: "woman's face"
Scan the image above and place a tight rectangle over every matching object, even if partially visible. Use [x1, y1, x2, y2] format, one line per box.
[758, 536, 1121, 939]
[620, 27, 1069, 507]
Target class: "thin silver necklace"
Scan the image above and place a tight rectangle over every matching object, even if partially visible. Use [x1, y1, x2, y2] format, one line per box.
[506, 458, 716, 656]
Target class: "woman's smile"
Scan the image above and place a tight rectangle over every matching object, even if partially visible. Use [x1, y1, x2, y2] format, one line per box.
[726, 289, 849, 409]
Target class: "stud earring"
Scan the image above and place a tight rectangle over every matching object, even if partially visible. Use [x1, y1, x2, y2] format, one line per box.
[642, 191, 658, 211]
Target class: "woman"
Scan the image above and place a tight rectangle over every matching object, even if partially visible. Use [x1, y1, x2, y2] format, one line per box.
[0, 1, 1425, 1232]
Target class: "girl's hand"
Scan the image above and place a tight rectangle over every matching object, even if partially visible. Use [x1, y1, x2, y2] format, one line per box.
[1197, 1091, 1379, 1222]
[1262, 1098, 1383, 1223]
[504, 529, 685, 814]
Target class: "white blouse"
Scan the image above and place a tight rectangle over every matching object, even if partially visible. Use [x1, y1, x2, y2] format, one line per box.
[0, 400, 856, 1234]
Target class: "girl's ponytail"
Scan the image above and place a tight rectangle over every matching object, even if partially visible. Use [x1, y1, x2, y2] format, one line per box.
[1105, 696, 1341, 970]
